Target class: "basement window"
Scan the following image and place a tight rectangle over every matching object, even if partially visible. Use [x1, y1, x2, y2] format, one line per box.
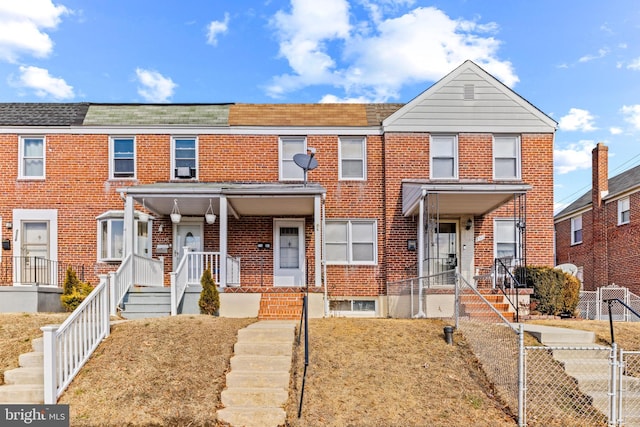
[329, 299, 376, 317]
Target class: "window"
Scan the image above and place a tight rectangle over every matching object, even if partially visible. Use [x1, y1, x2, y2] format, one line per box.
[494, 219, 520, 259]
[329, 299, 376, 316]
[326, 220, 377, 264]
[279, 136, 306, 181]
[570, 216, 582, 245]
[97, 211, 150, 261]
[19, 136, 45, 179]
[618, 197, 630, 225]
[430, 135, 457, 179]
[339, 136, 366, 180]
[172, 137, 197, 179]
[494, 135, 521, 180]
[110, 137, 135, 179]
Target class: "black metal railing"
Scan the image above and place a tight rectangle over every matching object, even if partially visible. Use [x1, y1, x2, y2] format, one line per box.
[494, 257, 525, 322]
[604, 298, 640, 344]
[297, 292, 309, 418]
[0, 256, 85, 287]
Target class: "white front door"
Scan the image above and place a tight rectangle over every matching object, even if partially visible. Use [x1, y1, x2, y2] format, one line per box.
[21, 221, 50, 284]
[274, 219, 305, 286]
[173, 223, 203, 271]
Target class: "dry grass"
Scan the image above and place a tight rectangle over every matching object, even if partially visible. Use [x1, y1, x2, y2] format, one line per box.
[0, 312, 69, 385]
[6, 315, 639, 426]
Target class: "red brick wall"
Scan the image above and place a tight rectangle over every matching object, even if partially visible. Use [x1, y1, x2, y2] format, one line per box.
[555, 210, 594, 289]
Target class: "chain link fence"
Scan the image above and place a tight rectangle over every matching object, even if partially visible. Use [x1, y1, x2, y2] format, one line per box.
[578, 284, 640, 322]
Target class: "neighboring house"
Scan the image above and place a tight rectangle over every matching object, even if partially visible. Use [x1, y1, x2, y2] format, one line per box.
[555, 143, 640, 294]
[0, 60, 556, 318]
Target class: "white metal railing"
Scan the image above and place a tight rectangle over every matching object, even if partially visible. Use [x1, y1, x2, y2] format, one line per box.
[109, 253, 133, 316]
[170, 250, 241, 315]
[42, 274, 110, 404]
[133, 254, 164, 286]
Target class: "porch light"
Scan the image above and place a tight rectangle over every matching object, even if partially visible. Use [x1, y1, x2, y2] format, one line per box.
[170, 199, 181, 224]
[205, 199, 216, 225]
[466, 219, 473, 230]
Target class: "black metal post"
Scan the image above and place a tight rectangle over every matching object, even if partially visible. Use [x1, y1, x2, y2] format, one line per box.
[607, 299, 615, 344]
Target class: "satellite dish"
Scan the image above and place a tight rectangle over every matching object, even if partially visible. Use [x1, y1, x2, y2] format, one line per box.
[293, 149, 318, 186]
[555, 263, 578, 276]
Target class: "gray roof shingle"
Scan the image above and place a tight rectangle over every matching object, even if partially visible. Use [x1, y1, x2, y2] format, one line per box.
[83, 104, 231, 126]
[0, 103, 89, 126]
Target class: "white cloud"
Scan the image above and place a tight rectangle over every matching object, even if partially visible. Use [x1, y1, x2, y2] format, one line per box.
[319, 94, 371, 103]
[627, 57, 640, 71]
[578, 48, 609, 63]
[0, 0, 69, 62]
[558, 108, 597, 132]
[268, 2, 517, 101]
[12, 65, 73, 99]
[621, 104, 640, 131]
[554, 140, 596, 174]
[206, 13, 230, 46]
[135, 68, 177, 103]
[610, 127, 623, 135]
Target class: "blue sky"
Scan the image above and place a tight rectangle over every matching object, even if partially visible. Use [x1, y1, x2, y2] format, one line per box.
[1, 0, 640, 212]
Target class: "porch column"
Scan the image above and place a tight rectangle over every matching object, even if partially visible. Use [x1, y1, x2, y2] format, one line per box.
[123, 195, 134, 257]
[417, 192, 425, 278]
[219, 195, 228, 287]
[314, 195, 322, 287]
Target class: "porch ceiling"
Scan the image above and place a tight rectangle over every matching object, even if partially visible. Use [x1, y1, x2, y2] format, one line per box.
[402, 181, 532, 216]
[121, 182, 325, 217]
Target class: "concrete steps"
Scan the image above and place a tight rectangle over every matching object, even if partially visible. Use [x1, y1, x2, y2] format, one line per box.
[0, 337, 44, 404]
[217, 320, 296, 427]
[120, 286, 171, 319]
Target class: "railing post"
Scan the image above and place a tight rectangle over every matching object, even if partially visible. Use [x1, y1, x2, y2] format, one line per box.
[99, 274, 110, 338]
[109, 271, 117, 316]
[41, 324, 58, 404]
[170, 272, 177, 316]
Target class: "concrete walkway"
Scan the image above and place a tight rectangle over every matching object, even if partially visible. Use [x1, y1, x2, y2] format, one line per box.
[217, 320, 297, 427]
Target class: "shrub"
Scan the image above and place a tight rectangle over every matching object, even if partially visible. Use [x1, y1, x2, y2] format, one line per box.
[521, 266, 580, 316]
[60, 266, 93, 312]
[198, 268, 220, 315]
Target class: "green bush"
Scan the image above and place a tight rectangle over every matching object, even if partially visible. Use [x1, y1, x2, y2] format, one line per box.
[521, 266, 580, 316]
[198, 268, 220, 315]
[60, 266, 93, 312]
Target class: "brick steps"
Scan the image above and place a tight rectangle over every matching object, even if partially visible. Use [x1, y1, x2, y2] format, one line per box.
[258, 293, 303, 320]
[460, 293, 515, 322]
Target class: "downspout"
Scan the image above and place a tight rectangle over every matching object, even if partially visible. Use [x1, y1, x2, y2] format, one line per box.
[322, 193, 328, 317]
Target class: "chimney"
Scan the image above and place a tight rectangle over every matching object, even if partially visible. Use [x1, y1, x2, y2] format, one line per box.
[592, 142, 608, 207]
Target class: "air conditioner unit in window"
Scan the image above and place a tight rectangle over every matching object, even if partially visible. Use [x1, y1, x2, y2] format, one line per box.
[176, 167, 192, 178]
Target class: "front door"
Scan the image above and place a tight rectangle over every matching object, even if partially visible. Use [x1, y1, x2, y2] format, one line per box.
[21, 221, 50, 284]
[173, 223, 203, 271]
[274, 219, 305, 286]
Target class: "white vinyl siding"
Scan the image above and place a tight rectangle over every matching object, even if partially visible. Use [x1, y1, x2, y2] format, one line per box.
[279, 136, 306, 181]
[571, 216, 582, 245]
[618, 197, 630, 225]
[326, 220, 377, 265]
[172, 137, 197, 179]
[430, 135, 457, 179]
[494, 135, 521, 180]
[110, 137, 135, 179]
[19, 136, 45, 179]
[339, 136, 366, 180]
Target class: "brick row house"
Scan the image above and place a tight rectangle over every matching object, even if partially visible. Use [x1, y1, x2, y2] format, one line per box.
[555, 143, 640, 294]
[0, 60, 556, 318]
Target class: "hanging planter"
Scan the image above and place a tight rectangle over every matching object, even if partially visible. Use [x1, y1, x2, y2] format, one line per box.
[170, 199, 181, 224]
[138, 198, 149, 222]
[205, 199, 216, 225]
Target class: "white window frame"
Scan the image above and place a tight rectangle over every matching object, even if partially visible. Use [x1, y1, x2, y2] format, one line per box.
[570, 215, 583, 245]
[109, 136, 136, 179]
[430, 135, 458, 179]
[325, 219, 377, 265]
[19, 136, 46, 179]
[171, 136, 198, 180]
[493, 135, 521, 180]
[329, 299, 377, 317]
[339, 136, 366, 180]
[494, 218, 521, 259]
[279, 136, 306, 181]
[618, 197, 630, 225]
[97, 211, 151, 262]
